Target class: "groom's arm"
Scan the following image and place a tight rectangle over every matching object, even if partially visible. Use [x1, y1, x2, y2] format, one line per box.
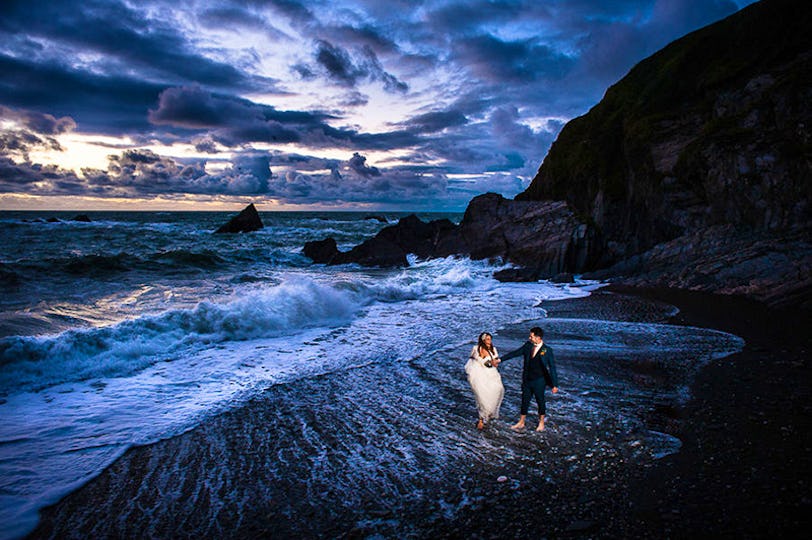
[547, 348, 559, 389]
[500, 343, 525, 362]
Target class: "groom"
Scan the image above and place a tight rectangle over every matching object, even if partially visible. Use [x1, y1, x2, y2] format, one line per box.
[499, 326, 559, 431]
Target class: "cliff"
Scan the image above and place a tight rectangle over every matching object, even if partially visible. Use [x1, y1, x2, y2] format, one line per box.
[519, 0, 810, 255]
[515, 0, 811, 307]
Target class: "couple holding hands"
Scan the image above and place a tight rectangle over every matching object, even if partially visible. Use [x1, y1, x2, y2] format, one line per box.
[464, 327, 559, 432]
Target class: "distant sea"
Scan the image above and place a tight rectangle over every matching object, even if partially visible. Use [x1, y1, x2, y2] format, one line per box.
[0, 211, 743, 538]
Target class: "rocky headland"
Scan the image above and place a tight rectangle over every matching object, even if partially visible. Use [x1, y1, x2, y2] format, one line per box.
[305, 0, 811, 309]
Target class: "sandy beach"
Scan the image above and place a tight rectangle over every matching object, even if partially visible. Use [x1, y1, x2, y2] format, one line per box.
[27, 287, 810, 539]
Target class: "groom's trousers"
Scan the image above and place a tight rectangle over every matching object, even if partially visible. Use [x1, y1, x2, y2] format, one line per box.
[520, 377, 548, 416]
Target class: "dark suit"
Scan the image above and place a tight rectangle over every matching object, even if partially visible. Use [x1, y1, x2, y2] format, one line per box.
[501, 341, 558, 415]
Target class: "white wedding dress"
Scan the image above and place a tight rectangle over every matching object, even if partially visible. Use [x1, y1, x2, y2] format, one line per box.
[465, 345, 504, 423]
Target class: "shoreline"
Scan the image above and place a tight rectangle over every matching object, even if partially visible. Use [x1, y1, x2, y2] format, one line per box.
[605, 286, 811, 537]
[26, 286, 810, 538]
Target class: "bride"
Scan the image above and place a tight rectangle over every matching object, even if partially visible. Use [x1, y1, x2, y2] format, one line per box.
[465, 332, 505, 430]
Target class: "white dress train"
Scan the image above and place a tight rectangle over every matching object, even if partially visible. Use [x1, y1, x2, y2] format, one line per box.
[465, 345, 505, 423]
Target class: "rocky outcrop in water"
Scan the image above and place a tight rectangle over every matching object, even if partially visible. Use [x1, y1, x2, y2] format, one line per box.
[303, 194, 598, 277]
[304, 215, 461, 267]
[214, 204, 263, 234]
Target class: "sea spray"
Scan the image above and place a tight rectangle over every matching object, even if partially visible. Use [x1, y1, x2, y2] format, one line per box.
[0, 277, 360, 393]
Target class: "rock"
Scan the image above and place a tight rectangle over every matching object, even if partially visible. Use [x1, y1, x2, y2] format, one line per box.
[459, 193, 601, 275]
[493, 267, 540, 282]
[214, 204, 264, 233]
[363, 215, 388, 223]
[591, 224, 812, 309]
[303, 238, 339, 264]
[46, 217, 60, 223]
[549, 272, 575, 283]
[72, 214, 92, 222]
[335, 236, 408, 267]
[303, 214, 464, 267]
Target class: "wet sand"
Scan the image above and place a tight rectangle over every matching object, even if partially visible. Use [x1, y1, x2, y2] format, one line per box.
[27, 287, 811, 539]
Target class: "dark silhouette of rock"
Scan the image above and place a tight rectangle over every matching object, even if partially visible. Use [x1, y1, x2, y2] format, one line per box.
[214, 204, 264, 233]
[585, 225, 812, 310]
[46, 217, 60, 223]
[303, 238, 339, 264]
[493, 267, 541, 282]
[363, 215, 388, 223]
[458, 193, 601, 277]
[72, 214, 92, 222]
[335, 236, 408, 267]
[550, 273, 576, 283]
[303, 214, 465, 267]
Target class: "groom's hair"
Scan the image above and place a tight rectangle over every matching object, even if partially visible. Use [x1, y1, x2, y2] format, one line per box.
[530, 326, 544, 338]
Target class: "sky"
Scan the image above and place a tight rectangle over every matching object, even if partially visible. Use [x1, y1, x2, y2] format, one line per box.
[0, 0, 756, 211]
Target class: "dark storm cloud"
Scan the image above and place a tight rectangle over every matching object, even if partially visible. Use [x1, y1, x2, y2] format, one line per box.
[0, 0, 258, 90]
[398, 110, 469, 134]
[427, 1, 527, 34]
[198, 6, 285, 39]
[0, 107, 77, 159]
[84, 149, 272, 196]
[348, 152, 381, 177]
[453, 34, 575, 83]
[315, 40, 365, 86]
[0, 145, 458, 206]
[0, 156, 84, 192]
[0, 53, 166, 134]
[0, 107, 76, 136]
[148, 86, 419, 150]
[311, 40, 408, 93]
[328, 24, 400, 55]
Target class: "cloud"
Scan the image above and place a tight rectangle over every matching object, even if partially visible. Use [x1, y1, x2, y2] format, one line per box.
[1, 106, 76, 135]
[398, 110, 469, 134]
[0, 106, 77, 161]
[0, 52, 165, 134]
[348, 152, 381, 177]
[453, 34, 575, 83]
[0, 0, 262, 91]
[310, 40, 408, 93]
[149, 86, 323, 145]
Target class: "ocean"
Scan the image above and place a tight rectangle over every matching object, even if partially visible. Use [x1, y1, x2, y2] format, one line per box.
[0, 211, 744, 538]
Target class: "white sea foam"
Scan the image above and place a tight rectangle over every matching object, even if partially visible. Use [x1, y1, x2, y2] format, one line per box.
[0, 278, 361, 394]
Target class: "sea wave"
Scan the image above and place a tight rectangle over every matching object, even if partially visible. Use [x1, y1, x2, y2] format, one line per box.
[359, 255, 493, 302]
[0, 278, 360, 393]
[3, 249, 231, 279]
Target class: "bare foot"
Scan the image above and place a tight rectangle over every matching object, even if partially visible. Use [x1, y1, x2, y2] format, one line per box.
[511, 422, 525, 430]
[476, 419, 484, 430]
[536, 416, 545, 431]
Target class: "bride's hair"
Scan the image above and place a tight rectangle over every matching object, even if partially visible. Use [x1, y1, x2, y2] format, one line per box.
[477, 332, 494, 355]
